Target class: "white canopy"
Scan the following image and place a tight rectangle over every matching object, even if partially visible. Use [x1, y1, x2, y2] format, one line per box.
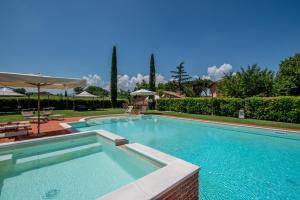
[130, 89, 155, 96]
[0, 87, 25, 96]
[75, 91, 97, 98]
[0, 72, 86, 89]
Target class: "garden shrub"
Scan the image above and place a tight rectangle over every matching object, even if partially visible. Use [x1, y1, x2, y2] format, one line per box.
[157, 97, 300, 123]
[0, 97, 126, 111]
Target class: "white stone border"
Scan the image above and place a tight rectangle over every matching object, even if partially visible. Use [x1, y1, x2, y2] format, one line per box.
[98, 140, 199, 200]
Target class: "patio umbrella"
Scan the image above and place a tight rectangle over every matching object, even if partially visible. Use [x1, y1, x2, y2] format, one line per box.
[0, 87, 25, 96]
[74, 91, 98, 110]
[130, 89, 155, 96]
[0, 72, 86, 134]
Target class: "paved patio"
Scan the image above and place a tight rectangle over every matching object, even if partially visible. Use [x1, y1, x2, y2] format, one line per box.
[0, 117, 81, 143]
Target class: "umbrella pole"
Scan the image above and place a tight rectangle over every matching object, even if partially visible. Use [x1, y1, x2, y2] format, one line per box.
[37, 84, 40, 134]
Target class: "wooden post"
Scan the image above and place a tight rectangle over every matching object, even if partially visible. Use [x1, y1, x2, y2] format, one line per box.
[37, 84, 40, 134]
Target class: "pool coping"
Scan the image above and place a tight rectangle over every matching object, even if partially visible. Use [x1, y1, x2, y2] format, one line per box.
[68, 114, 300, 134]
[0, 129, 200, 200]
[153, 114, 300, 134]
[96, 130, 199, 200]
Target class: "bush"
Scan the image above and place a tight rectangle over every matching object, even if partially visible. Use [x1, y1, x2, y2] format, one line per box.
[157, 97, 300, 123]
[0, 97, 126, 112]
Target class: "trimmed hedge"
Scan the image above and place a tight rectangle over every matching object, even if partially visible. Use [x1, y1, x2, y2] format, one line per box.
[157, 97, 300, 123]
[0, 98, 126, 111]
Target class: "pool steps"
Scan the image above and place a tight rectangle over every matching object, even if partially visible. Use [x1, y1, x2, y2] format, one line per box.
[0, 143, 102, 164]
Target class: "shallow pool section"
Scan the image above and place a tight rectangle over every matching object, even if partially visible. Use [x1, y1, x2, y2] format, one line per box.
[0, 132, 162, 200]
[71, 115, 300, 200]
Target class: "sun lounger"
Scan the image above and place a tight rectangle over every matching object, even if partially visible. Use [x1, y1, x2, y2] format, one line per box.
[0, 129, 29, 138]
[42, 107, 54, 117]
[0, 122, 31, 138]
[49, 114, 65, 120]
[125, 106, 134, 114]
[22, 110, 48, 122]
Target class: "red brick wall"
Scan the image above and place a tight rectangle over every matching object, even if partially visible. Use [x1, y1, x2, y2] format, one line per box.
[156, 172, 199, 200]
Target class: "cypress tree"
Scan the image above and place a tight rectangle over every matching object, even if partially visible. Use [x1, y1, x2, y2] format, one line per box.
[110, 46, 118, 107]
[149, 54, 156, 91]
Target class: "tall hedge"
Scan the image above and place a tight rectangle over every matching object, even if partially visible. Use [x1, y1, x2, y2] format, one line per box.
[0, 98, 126, 111]
[157, 97, 300, 123]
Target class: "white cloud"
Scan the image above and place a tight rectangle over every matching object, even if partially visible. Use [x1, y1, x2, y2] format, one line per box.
[83, 73, 167, 91]
[82, 74, 103, 86]
[203, 63, 233, 81]
[117, 73, 167, 91]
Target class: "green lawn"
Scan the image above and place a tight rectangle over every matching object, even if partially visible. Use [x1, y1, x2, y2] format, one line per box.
[145, 110, 300, 131]
[1, 108, 300, 131]
[0, 108, 124, 122]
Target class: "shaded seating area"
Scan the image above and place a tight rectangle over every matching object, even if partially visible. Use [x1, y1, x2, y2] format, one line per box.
[73, 91, 98, 111]
[21, 109, 48, 122]
[129, 89, 156, 114]
[0, 72, 86, 135]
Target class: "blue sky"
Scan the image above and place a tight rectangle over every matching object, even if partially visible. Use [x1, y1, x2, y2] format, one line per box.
[0, 0, 299, 90]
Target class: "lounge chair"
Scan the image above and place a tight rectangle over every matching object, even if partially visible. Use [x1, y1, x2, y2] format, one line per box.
[21, 110, 48, 122]
[49, 114, 65, 121]
[0, 121, 31, 138]
[125, 106, 134, 114]
[42, 107, 54, 117]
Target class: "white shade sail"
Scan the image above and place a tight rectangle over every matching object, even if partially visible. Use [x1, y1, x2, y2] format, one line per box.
[0, 87, 25, 96]
[75, 91, 97, 97]
[130, 89, 155, 96]
[0, 72, 86, 89]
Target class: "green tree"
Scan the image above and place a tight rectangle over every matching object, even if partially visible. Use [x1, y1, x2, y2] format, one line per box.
[86, 86, 109, 96]
[149, 54, 156, 91]
[134, 80, 149, 91]
[184, 79, 213, 97]
[157, 81, 178, 92]
[13, 88, 26, 94]
[170, 62, 191, 93]
[110, 46, 118, 107]
[274, 53, 300, 96]
[219, 64, 274, 98]
[218, 73, 244, 97]
[73, 87, 84, 94]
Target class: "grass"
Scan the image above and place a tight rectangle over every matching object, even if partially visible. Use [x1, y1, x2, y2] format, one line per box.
[0, 108, 124, 122]
[145, 110, 300, 131]
[1, 108, 300, 131]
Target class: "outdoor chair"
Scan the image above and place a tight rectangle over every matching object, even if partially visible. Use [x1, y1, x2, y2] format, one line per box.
[125, 105, 134, 114]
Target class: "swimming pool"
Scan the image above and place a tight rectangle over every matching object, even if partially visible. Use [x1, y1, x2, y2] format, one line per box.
[72, 115, 300, 200]
[0, 132, 162, 200]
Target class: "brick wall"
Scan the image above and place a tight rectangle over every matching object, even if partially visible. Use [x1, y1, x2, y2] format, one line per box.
[156, 172, 199, 200]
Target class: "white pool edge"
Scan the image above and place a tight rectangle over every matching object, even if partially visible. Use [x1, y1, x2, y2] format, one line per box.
[96, 130, 199, 200]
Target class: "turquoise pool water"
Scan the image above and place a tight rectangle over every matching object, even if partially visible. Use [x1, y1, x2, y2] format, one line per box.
[73, 116, 300, 200]
[0, 133, 161, 200]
